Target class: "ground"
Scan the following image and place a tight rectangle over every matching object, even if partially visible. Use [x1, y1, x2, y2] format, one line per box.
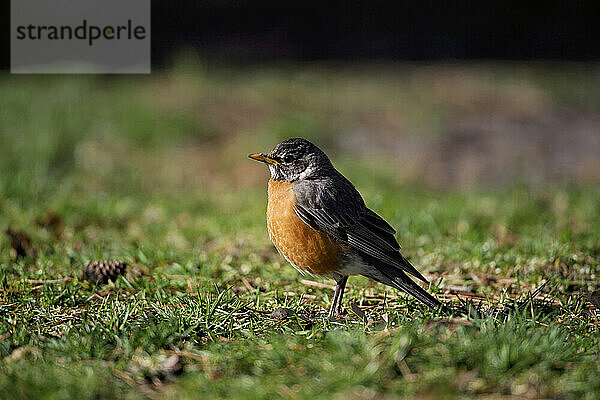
[1, 63, 599, 399]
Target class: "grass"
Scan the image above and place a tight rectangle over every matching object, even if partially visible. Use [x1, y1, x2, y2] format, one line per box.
[1, 63, 599, 399]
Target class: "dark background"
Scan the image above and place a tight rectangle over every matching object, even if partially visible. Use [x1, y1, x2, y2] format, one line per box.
[2, 1, 600, 69]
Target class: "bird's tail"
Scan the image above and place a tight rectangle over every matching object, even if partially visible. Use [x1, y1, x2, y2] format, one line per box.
[365, 261, 447, 313]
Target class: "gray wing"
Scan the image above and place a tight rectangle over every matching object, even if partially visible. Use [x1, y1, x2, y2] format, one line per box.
[293, 174, 427, 283]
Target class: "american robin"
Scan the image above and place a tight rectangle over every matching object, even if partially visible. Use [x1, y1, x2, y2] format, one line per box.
[249, 138, 443, 317]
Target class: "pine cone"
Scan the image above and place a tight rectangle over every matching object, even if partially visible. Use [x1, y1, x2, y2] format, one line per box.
[83, 260, 127, 284]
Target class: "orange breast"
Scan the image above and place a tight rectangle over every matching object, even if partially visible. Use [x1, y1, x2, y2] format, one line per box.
[267, 179, 344, 276]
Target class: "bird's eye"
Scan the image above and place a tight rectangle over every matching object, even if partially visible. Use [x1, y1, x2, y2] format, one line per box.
[281, 153, 295, 163]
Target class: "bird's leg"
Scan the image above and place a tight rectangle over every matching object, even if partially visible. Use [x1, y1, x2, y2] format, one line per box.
[327, 286, 341, 318]
[328, 275, 348, 318]
[335, 276, 348, 315]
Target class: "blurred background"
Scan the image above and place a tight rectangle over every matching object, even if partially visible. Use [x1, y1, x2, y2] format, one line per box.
[1, 2, 599, 197]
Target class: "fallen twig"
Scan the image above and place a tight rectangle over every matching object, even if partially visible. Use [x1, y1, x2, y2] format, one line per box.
[300, 279, 335, 289]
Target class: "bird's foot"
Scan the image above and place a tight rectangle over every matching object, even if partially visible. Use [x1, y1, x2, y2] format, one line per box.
[327, 308, 346, 321]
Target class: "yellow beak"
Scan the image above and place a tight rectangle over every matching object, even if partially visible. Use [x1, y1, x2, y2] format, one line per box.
[248, 153, 279, 165]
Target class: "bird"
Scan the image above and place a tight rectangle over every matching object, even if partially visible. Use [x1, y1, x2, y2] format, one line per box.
[249, 138, 444, 318]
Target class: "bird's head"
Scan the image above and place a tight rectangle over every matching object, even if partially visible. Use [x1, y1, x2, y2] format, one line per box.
[248, 138, 333, 182]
